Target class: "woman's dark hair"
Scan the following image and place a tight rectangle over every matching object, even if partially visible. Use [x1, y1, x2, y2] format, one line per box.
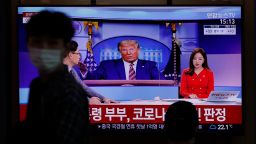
[164, 101, 199, 141]
[26, 10, 74, 44]
[185, 48, 210, 76]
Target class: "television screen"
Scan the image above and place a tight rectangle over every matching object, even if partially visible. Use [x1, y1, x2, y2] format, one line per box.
[18, 6, 242, 133]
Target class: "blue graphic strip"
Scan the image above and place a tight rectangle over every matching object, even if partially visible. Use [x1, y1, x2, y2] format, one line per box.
[18, 7, 241, 20]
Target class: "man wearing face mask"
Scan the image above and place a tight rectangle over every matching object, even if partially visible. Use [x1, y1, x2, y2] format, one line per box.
[23, 10, 89, 144]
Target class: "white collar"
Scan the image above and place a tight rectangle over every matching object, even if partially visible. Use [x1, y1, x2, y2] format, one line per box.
[122, 59, 138, 66]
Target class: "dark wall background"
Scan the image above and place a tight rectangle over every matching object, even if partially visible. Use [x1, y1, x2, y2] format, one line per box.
[2, 0, 255, 144]
[0, 0, 8, 143]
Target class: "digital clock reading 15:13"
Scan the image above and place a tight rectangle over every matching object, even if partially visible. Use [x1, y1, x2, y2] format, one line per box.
[220, 19, 235, 25]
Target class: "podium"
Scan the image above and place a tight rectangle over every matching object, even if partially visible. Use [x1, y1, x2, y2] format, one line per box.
[83, 80, 176, 86]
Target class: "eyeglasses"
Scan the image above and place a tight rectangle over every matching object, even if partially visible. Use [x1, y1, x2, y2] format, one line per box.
[72, 52, 81, 56]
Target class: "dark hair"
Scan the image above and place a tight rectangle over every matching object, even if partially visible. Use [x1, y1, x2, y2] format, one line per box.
[70, 40, 78, 52]
[26, 10, 74, 44]
[63, 40, 78, 57]
[164, 101, 199, 142]
[117, 39, 140, 51]
[185, 48, 210, 76]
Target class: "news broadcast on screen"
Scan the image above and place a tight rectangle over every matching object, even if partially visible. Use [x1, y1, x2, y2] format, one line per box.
[18, 6, 242, 133]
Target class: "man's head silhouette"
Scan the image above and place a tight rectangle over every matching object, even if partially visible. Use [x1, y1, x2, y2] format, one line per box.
[164, 101, 199, 144]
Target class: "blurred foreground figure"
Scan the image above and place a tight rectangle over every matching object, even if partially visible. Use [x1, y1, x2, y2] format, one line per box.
[22, 10, 89, 144]
[164, 101, 199, 144]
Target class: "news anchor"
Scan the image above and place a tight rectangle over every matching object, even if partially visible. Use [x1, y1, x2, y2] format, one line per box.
[180, 48, 214, 99]
[87, 39, 164, 80]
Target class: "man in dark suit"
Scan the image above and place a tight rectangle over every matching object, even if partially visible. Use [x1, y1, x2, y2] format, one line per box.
[63, 40, 117, 104]
[88, 39, 163, 80]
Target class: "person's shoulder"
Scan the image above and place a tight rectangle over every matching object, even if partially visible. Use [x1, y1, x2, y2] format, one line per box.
[29, 77, 41, 87]
[204, 68, 213, 74]
[59, 74, 87, 101]
[181, 68, 191, 76]
[182, 68, 190, 73]
[30, 77, 40, 83]
[139, 59, 156, 65]
[100, 59, 121, 65]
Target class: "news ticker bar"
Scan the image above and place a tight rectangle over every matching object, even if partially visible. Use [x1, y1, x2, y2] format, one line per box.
[89, 123, 241, 132]
[19, 104, 241, 124]
[89, 105, 241, 124]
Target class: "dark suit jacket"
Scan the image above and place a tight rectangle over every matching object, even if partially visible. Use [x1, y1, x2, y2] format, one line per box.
[87, 59, 164, 80]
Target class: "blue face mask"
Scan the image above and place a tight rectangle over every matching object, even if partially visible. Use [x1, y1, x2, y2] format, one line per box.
[28, 48, 62, 73]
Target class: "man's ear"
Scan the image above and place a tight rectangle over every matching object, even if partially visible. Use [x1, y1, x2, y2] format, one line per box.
[68, 52, 73, 58]
[137, 47, 141, 53]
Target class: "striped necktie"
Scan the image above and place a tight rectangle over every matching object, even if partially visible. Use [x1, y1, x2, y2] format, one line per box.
[129, 63, 136, 80]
